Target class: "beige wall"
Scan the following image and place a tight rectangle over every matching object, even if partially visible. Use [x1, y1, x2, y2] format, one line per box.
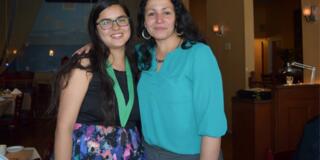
[123, 0, 140, 28]
[182, 0, 189, 10]
[206, 0, 253, 131]
[244, 0, 255, 88]
[301, 0, 320, 83]
[189, 0, 207, 35]
[254, 2, 268, 38]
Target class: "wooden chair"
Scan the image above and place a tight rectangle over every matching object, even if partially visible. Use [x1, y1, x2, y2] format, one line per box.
[0, 94, 24, 127]
[42, 140, 54, 160]
[32, 83, 52, 118]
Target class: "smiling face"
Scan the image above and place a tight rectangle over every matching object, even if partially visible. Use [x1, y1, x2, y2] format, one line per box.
[144, 0, 176, 41]
[96, 4, 131, 50]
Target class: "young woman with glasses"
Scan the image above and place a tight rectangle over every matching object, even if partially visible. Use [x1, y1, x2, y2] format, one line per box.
[52, 0, 144, 159]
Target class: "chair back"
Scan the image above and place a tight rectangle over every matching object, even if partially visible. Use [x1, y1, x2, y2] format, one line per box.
[14, 94, 24, 123]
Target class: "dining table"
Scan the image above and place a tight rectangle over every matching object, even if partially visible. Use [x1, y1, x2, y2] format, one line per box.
[5, 147, 41, 160]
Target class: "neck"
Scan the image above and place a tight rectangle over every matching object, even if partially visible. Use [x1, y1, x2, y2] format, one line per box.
[155, 35, 182, 58]
[108, 48, 126, 71]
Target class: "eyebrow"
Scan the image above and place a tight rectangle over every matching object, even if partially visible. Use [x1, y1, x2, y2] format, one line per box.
[162, 7, 172, 10]
[147, 7, 173, 12]
[98, 15, 127, 21]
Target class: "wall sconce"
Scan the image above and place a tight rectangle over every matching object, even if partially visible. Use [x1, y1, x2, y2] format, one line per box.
[12, 49, 17, 55]
[303, 5, 318, 23]
[212, 24, 224, 37]
[49, 49, 55, 56]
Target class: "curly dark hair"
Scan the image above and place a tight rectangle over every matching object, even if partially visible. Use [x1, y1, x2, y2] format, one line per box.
[50, 0, 137, 126]
[136, 0, 206, 70]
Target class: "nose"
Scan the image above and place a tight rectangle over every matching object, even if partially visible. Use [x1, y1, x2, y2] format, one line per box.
[155, 13, 164, 23]
[111, 21, 120, 30]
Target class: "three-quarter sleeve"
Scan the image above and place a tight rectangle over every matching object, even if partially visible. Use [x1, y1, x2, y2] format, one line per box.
[191, 44, 227, 137]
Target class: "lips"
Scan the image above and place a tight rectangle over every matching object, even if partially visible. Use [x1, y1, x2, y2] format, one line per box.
[154, 27, 167, 30]
[111, 33, 124, 39]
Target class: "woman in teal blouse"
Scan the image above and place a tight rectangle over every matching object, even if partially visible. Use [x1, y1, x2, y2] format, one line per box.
[136, 0, 227, 159]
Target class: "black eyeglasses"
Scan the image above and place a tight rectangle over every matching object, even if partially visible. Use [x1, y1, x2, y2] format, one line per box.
[96, 16, 130, 30]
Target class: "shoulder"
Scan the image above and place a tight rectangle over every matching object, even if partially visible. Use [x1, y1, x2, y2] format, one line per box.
[184, 42, 215, 60]
[181, 42, 213, 55]
[190, 42, 213, 54]
[79, 57, 91, 67]
[70, 58, 92, 80]
[185, 42, 221, 74]
[63, 54, 93, 71]
[190, 42, 210, 49]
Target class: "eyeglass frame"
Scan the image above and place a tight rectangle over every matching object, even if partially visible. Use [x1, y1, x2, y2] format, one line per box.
[96, 16, 130, 30]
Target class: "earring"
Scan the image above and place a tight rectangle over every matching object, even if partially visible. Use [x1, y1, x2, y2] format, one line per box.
[176, 30, 184, 36]
[142, 29, 151, 40]
[175, 25, 184, 36]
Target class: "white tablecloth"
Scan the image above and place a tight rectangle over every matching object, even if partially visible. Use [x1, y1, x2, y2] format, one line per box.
[5, 147, 41, 160]
[0, 92, 31, 116]
[0, 100, 13, 117]
[24, 147, 41, 160]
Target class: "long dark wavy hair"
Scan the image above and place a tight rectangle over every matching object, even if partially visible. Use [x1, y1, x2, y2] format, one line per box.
[136, 0, 206, 70]
[50, 0, 136, 126]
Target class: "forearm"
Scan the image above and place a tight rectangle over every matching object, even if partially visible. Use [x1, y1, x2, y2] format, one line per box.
[54, 127, 73, 160]
[200, 136, 221, 160]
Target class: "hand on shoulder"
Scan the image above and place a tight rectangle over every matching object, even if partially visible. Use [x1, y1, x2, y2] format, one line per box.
[73, 43, 93, 56]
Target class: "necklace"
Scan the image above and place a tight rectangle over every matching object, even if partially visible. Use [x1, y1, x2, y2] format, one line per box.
[156, 38, 183, 63]
[106, 58, 134, 127]
[156, 58, 165, 63]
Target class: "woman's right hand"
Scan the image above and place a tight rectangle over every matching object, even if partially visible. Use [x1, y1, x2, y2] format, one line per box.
[73, 43, 93, 55]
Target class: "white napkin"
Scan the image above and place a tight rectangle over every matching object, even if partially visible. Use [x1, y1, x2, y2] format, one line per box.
[3, 89, 11, 94]
[10, 88, 22, 95]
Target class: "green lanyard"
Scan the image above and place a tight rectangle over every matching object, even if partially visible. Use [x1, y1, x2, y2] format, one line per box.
[106, 58, 134, 127]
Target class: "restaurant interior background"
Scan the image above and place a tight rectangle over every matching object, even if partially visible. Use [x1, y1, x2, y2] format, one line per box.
[0, 0, 319, 159]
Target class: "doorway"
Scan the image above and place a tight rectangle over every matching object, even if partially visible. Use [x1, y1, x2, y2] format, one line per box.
[253, 0, 303, 87]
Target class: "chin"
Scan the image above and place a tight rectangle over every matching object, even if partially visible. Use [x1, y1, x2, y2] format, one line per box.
[110, 44, 127, 49]
[104, 39, 128, 48]
[151, 32, 174, 40]
[153, 36, 172, 41]
[110, 44, 125, 48]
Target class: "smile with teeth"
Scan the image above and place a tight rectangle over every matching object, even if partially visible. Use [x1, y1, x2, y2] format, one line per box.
[111, 33, 124, 38]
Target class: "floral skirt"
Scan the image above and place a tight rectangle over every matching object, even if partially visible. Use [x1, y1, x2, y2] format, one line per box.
[72, 123, 144, 160]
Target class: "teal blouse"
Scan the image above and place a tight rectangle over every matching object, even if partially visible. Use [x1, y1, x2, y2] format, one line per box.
[137, 42, 227, 154]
